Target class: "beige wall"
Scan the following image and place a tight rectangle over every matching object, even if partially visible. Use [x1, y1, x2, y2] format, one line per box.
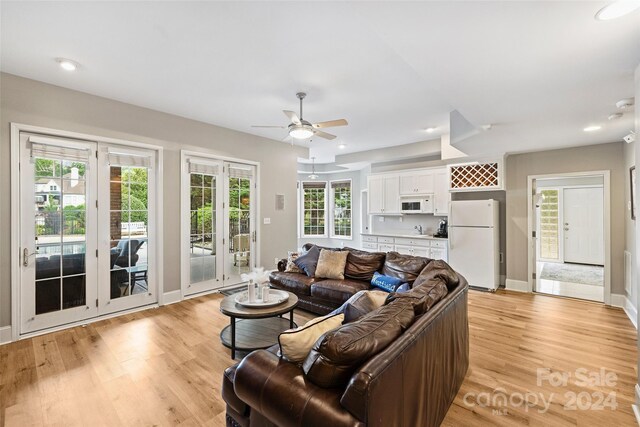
[624, 139, 636, 308]
[505, 142, 626, 294]
[0, 73, 307, 327]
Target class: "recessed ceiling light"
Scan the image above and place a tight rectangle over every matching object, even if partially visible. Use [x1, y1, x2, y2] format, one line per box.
[608, 113, 623, 120]
[338, 144, 346, 149]
[616, 98, 635, 109]
[481, 124, 492, 131]
[583, 125, 602, 132]
[425, 127, 437, 133]
[56, 58, 78, 71]
[595, 1, 640, 20]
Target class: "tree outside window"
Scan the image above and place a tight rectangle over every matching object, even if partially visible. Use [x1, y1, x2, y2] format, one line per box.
[331, 180, 351, 238]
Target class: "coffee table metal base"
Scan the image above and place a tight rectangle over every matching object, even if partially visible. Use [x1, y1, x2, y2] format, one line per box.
[220, 312, 297, 359]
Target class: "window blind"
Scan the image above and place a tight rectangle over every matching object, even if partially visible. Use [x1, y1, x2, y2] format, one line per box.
[303, 181, 327, 190]
[107, 150, 152, 168]
[228, 165, 254, 179]
[30, 136, 91, 162]
[189, 159, 219, 176]
[331, 181, 350, 189]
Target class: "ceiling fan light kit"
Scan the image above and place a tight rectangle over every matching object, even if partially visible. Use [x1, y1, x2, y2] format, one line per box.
[252, 92, 348, 142]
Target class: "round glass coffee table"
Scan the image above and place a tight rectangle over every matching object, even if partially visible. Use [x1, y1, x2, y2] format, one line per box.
[219, 290, 298, 359]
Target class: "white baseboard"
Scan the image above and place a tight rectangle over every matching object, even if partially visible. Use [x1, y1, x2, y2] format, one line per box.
[0, 326, 12, 345]
[505, 279, 529, 292]
[610, 293, 626, 307]
[634, 384, 640, 425]
[162, 290, 182, 306]
[610, 293, 638, 329]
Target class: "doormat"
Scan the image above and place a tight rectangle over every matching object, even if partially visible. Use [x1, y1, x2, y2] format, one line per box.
[540, 263, 604, 286]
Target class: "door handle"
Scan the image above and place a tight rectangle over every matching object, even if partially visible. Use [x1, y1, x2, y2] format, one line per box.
[23, 248, 38, 267]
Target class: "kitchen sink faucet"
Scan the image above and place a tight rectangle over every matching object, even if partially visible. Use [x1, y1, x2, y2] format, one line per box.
[414, 225, 423, 235]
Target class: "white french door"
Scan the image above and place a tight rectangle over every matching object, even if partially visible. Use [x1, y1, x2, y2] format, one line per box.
[20, 134, 98, 334]
[98, 145, 158, 314]
[18, 132, 158, 335]
[223, 162, 257, 286]
[182, 156, 257, 295]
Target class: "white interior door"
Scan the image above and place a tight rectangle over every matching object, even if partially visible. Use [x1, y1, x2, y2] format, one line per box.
[98, 146, 158, 314]
[223, 162, 257, 286]
[563, 187, 604, 265]
[19, 133, 98, 334]
[183, 157, 224, 296]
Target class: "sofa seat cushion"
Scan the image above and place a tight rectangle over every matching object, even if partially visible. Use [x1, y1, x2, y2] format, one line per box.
[269, 271, 317, 296]
[382, 251, 431, 284]
[302, 299, 416, 388]
[222, 365, 248, 417]
[311, 279, 370, 304]
[343, 247, 386, 282]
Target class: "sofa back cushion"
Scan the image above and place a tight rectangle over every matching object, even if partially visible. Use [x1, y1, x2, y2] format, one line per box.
[315, 249, 349, 280]
[382, 251, 431, 284]
[412, 259, 460, 291]
[302, 299, 415, 388]
[294, 245, 321, 277]
[343, 247, 386, 282]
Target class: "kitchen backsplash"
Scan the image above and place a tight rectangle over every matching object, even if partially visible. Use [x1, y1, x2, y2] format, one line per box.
[368, 214, 445, 236]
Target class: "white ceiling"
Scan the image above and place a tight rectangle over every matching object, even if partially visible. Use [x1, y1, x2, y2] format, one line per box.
[1, 1, 638, 164]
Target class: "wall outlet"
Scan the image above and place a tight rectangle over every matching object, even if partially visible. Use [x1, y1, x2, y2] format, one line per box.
[379, 216, 385, 222]
[263, 217, 271, 224]
[399, 217, 403, 223]
[274, 257, 280, 265]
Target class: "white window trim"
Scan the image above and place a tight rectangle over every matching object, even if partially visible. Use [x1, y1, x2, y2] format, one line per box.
[300, 180, 328, 238]
[329, 179, 353, 240]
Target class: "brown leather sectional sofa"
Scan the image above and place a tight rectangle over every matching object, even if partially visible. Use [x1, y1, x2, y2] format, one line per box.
[222, 249, 469, 427]
[270, 244, 433, 315]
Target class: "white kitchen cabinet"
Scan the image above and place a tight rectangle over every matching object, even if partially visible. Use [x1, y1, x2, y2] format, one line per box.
[412, 247, 430, 258]
[383, 175, 400, 214]
[378, 243, 394, 252]
[433, 168, 450, 216]
[367, 175, 385, 214]
[399, 171, 434, 196]
[430, 247, 448, 262]
[368, 175, 400, 214]
[394, 245, 414, 256]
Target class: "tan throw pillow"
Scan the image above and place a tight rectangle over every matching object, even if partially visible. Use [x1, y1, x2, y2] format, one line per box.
[315, 249, 349, 280]
[278, 313, 345, 362]
[285, 251, 303, 273]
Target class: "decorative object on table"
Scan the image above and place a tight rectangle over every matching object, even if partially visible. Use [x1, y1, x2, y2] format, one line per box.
[234, 289, 289, 308]
[631, 166, 636, 220]
[241, 267, 271, 303]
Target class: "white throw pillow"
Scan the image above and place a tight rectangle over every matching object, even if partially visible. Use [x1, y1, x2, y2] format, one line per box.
[278, 313, 345, 362]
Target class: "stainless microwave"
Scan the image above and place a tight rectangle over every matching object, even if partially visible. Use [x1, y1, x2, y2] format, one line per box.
[400, 196, 434, 214]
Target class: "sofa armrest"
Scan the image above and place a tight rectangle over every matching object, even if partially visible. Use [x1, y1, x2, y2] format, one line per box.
[234, 350, 363, 427]
[277, 258, 287, 272]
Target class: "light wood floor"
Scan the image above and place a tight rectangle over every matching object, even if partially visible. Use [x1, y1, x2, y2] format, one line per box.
[0, 290, 636, 426]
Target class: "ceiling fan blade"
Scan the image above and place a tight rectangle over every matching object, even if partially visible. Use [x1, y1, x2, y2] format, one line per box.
[314, 130, 337, 140]
[283, 110, 301, 125]
[251, 125, 285, 128]
[312, 119, 348, 129]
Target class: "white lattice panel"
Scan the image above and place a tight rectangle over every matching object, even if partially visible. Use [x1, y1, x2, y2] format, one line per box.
[450, 162, 499, 190]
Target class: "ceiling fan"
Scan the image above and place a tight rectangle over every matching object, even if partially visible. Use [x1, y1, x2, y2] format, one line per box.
[252, 92, 348, 141]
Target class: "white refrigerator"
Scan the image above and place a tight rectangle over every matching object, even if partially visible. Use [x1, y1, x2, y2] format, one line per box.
[448, 200, 500, 291]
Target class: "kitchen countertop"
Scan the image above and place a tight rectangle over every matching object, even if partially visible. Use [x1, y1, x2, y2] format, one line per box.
[361, 232, 448, 241]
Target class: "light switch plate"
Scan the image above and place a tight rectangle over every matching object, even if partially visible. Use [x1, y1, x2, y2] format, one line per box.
[263, 218, 271, 224]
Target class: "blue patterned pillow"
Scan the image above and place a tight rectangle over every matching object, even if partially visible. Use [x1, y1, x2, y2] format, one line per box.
[371, 272, 403, 292]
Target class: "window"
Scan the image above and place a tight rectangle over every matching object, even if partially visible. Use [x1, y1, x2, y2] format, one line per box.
[331, 180, 352, 238]
[302, 181, 327, 237]
[539, 189, 560, 260]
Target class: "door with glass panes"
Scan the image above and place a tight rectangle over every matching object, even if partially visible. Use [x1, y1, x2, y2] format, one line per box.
[18, 132, 157, 335]
[183, 157, 256, 294]
[19, 134, 98, 334]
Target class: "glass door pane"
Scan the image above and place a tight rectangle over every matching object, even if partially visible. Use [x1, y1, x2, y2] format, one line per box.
[539, 189, 560, 260]
[190, 173, 217, 285]
[109, 165, 149, 299]
[224, 163, 256, 285]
